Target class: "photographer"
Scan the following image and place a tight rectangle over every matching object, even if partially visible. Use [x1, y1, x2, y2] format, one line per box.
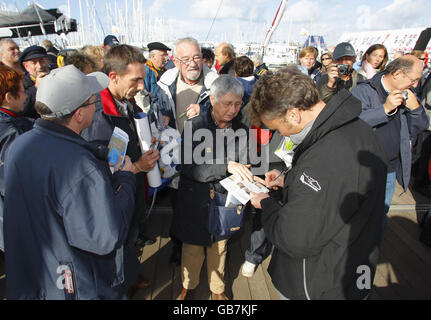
[351, 55, 429, 235]
[316, 42, 365, 103]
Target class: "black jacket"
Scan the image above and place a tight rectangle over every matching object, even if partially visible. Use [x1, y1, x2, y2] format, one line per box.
[21, 74, 39, 119]
[219, 59, 235, 76]
[261, 90, 388, 299]
[0, 109, 34, 251]
[171, 107, 250, 246]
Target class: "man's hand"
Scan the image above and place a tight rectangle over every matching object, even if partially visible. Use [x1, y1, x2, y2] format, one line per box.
[186, 104, 200, 119]
[250, 192, 270, 209]
[133, 148, 159, 174]
[404, 88, 420, 110]
[34, 72, 49, 88]
[326, 64, 339, 89]
[114, 155, 135, 173]
[265, 169, 285, 190]
[384, 90, 404, 114]
[227, 161, 253, 182]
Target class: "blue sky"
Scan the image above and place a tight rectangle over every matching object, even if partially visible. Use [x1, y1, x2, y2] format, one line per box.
[3, 0, 430, 46]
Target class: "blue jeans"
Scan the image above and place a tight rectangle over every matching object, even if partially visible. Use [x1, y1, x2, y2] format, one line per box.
[382, 172, 397, 236]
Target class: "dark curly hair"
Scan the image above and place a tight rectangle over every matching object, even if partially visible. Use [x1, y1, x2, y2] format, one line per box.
[248, 65, 320, 125]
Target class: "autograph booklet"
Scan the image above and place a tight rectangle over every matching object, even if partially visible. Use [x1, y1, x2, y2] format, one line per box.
[220, 174, 269, 206]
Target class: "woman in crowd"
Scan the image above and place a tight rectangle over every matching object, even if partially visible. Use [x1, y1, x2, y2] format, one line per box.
[297, 46, 321, 83]
[357, 44, 388, 80]
[0, 65, 34, 251]
[320, 52, 333, 73]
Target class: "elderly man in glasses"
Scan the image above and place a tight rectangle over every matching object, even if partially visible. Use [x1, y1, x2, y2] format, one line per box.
[154, 37, 218, 267]
[156, 37, 218, 134]
[352, 55, 429, 235]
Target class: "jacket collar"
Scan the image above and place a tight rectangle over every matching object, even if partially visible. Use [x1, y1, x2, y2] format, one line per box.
[0, 107, 19, 118]
[220, 59, 234, 74]
[100, 88, 121, 116]
[158, 64, 218, 90]
[293, 89, 361, 164]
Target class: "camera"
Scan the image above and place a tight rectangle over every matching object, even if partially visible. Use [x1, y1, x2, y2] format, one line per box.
[401, 91, 409, 101]
[337, 64, 352, 76]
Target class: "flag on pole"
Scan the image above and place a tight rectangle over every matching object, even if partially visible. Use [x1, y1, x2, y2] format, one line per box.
[262, 0, 288, 57]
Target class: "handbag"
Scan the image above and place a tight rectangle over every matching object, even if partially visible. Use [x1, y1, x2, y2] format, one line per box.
[207, 187, 246, 238]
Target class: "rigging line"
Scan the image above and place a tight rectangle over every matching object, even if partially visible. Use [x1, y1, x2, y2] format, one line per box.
[205, 0, 223, 42]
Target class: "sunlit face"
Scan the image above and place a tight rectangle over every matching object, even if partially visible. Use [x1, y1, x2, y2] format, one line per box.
[300, 53, 316, 70]
[22, 57, 50, 77]
[366, 49, 386, 69]
[202, 58, 214, 70]
[396, 62, 423, 90]
[215, 45, 229, 66]
[211, 92, 242, 125]
[151, 49, 168, 69]
[321, 54, 333, 67]
[0, 41, 20, 65]
[175, 42, 203, 82]
[114, 62, 146, 100]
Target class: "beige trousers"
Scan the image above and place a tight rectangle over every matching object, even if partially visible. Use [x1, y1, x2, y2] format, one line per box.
[181, 240, 228, 294]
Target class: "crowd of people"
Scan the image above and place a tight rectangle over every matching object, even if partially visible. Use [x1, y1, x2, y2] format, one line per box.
[0, 33, 430, 300]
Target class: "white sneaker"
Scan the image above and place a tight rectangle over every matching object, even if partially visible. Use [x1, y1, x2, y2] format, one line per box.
[241, 261, 256, 278]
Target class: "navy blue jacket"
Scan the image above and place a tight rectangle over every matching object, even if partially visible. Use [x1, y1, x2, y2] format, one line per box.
[0, 109, 34, 251]
[3, 119, 136, 299]
[81, 89, 149, 289]
[236, 76, 256, 106]
[351, 71, 429, 190]
[21, 74, 39, 119]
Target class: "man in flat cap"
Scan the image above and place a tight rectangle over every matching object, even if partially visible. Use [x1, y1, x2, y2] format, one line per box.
[3, 65, 138, 299]
[143, 42, 171, 99]
[103, 35, 120, 53]
[19, 45, 50, 119]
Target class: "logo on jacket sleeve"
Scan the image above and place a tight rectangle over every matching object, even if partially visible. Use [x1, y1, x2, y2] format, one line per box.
[300, 172, 321, 192]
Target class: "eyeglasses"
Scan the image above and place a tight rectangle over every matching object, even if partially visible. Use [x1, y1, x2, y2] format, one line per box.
[176, 55, 202, 65]
[220, 100, 242, 108]
[403, 71, 420, 85]
[81, 98, 101, 108]
[321, 57, 332, 61]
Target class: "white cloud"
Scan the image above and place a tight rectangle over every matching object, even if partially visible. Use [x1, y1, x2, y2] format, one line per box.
[284, 0, 320, 23]
[148, 0, 175, 17]
[190, 0, 247, 20]
[359, 0, 430, 30]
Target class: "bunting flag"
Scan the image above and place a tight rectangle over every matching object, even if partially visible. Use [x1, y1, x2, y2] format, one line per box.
[262, 0, 288, 57]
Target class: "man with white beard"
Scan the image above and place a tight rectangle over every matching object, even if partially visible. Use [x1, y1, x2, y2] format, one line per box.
[156, 37, 218, 134]
[155, 37, 218, 267]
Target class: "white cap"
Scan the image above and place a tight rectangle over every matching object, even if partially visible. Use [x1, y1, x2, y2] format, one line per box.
[36, 65, 109, 118]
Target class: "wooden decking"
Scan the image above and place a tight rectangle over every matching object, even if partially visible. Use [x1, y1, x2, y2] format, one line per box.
[1, 183, 431, 300]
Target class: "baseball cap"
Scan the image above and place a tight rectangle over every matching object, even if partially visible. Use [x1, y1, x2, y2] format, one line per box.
[36, 65, 109, 119]
[103, 35, 120, 47]
[332, 42, 356, 60]
[147, 42, 171, 52]
[19, 45, 48, 69]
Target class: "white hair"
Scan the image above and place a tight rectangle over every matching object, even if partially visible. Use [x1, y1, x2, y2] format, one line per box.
[210, 75, 244, 102]
[173, 37, 201, 58]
